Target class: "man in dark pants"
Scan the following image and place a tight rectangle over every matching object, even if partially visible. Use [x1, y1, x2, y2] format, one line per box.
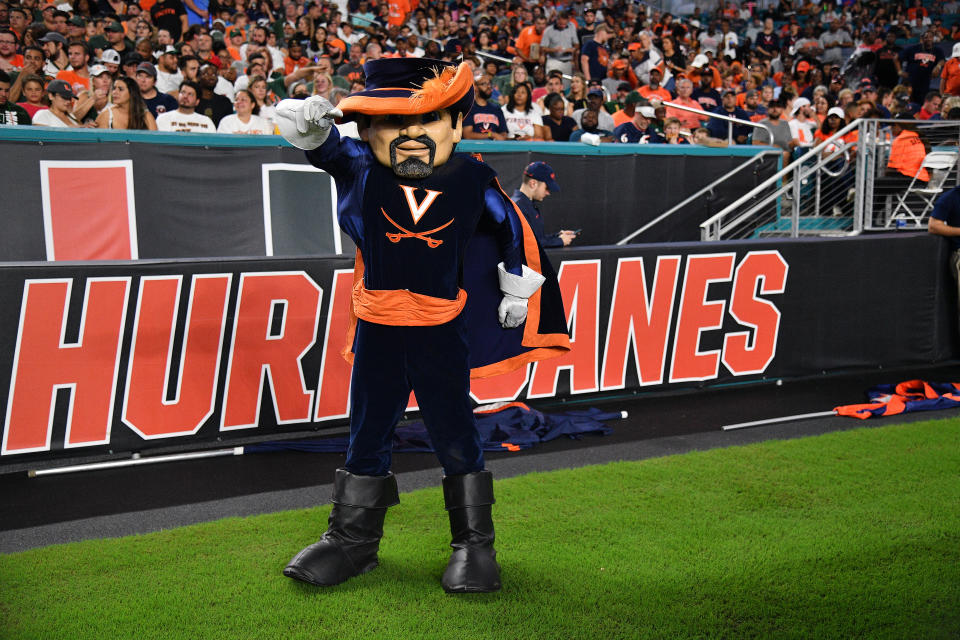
[511, 162, 577, 248]
[928, 186, 960, 324]
[275, 58, 570, 593]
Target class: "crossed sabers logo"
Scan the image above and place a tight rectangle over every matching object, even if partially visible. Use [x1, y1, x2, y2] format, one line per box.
[382, 185, 452, 248]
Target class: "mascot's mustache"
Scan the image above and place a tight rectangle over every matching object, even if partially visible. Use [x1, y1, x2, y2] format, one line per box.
[390, 135, 437, 178]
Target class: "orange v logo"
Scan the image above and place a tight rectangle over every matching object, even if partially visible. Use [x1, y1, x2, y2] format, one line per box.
[399, 185, 443, 225]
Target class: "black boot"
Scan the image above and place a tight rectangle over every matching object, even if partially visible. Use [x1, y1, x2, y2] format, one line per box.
[283, 468, 399, 587]
[441, 470, 501, 593]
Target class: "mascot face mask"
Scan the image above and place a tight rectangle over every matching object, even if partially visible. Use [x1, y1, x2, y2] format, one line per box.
[363, 110, 463, 178]
[337, 58, 474, 178]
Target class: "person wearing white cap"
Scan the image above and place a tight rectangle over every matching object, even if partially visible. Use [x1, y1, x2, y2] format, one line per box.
[613, 104, 663, 144]
[100, 48, 121, 76]
[788, 96, 816, 147]
[72, 63, 113, 122]
[940, 42, 960, 97]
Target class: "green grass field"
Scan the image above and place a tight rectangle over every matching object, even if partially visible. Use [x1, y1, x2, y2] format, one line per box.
[2, 419, 959, 640]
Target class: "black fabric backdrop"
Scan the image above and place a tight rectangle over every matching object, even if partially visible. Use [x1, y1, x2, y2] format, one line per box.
[1, 140, 776, 261]
[0, 233, 954, 468]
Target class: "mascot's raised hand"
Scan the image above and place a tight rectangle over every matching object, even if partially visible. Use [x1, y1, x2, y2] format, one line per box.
[275, 96, 343, 150]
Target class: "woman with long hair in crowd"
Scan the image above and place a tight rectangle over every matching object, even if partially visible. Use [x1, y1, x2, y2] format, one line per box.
[813, 93, 831, 125]
[295, 15, 314, 47]
[217, 88, 273, 134]
[498, 63, 529, 105]
[503, 82, 548, 141]
[16, 74, 48, 118]
[96, 75, 157, 130]
[31, 80, 81, 127]
[309, 25, 328, 60]
[249, 75, 279, 125]
[312, 71, 334, 100]
[566, 72, 588, 114]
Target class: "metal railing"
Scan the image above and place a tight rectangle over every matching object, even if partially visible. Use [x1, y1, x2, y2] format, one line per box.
[699, 118, 960, 240]
[661, 99, 773, 145]
[700, 119, 862, 240]
[616, 149, 782, 244]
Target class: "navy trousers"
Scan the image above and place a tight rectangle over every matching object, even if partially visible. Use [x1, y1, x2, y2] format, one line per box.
[344, 316, 485, 477]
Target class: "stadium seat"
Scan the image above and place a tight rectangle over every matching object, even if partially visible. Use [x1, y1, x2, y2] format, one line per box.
[887, 150, 959, 227]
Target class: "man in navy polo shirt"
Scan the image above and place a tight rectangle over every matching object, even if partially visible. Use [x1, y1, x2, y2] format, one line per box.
[462, 73, 508, 140]
[511, 162, 577, 247]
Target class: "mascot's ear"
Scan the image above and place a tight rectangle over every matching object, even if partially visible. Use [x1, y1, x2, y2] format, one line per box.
[357, 114, 371, 141]
[452, 112, 463, 144]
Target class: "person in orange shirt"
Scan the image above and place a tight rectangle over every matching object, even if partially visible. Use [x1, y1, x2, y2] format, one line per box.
[0, 29, 22, 73]
[284, 39, 310, 75]
[941, 43, 960, 97]
[55, 42, 92, 93]
[638, 67, 671, 102]
[387, 0, 410, 29]
[874, 113, 929, 221]
[515, 14, 547, 69]
[666, 77, 706, 130]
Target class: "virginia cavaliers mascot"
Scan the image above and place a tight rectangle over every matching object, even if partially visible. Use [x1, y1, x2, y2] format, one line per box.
[275, 58, 569, 593]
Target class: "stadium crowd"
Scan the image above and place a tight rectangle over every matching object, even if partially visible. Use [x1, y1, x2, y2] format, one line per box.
[1, 0, 960, 144]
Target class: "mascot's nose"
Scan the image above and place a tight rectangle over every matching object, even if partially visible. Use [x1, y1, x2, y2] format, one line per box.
[400, 119, 427, 139]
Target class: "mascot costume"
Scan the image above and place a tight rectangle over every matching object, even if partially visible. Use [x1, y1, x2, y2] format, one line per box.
[275, 57, 570, 593]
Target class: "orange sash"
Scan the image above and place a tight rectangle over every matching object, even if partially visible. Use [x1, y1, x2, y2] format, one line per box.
[352, 279, 467, 326]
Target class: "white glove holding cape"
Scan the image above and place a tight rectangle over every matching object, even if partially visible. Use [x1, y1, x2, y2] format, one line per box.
[497, 263, 545, 329]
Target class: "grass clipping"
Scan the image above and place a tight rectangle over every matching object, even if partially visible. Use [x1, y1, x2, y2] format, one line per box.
[2, 419, 959, 639]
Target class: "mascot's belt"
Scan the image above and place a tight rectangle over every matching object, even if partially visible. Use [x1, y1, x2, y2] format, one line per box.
[353, 279, 467, 326]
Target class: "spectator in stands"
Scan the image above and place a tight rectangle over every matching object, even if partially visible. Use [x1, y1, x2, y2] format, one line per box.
[0, 29, 22, 73]
[613, 105, 663, 144]
[572, 87, 615, 133]
[535, 70, 568, 113]
[155, 46, 182, 94]
[565, 72, 588, 114]
[462, 73, 508, 140]
[638, 66, 671, 103]
[580, 23, 612, 84]
[915, 91, 942, 120]
[249, 74, 279, 125]
[39, 32, 69, 77]
[97, 75, 157, 130]
[788, 97, 817, 148]
[136, 61, 177, 118]
[15, 73, 46, 118]
[515, 14, 547, 72]
[753, 97, 797, 163]
[901, 30, 944, 103]
[707, 89, 752, 144]
[693, 127, 728, 147]
[503, 82, 547, 141]
[193, 62, 232, 125]
[667, 78, 707, 131]
[612, 90, 641, 128]
[540, 10, 578, 77]
[495, 64, 528, 105]
[217, 88, 272, 134]
[543, 93, 578, 142]
[0, 69, 31, 124]
[31, 78, 79, 126]
[693, 69, 722, 112]
[511, 161, 577, 247]
[569, 108, 614, 143]
[156, 79, 215, 131]
[661, 117, 689, 144]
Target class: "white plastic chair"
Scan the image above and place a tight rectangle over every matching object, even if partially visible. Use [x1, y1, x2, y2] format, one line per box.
[888, 150, 959, 227]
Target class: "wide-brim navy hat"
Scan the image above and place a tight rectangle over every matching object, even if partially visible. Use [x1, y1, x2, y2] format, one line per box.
[337, 57, 474, 119]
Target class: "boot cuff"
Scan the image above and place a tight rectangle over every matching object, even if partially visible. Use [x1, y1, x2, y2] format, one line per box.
[442, 470, 495, 509]
[333, 468, 400, 508]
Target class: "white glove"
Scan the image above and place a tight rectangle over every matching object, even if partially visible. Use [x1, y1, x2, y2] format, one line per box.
[498, 294, 528, 329]
[275, 96, 343, 150]
[580, 132, 601, 146]
[496, 263, 545, 329]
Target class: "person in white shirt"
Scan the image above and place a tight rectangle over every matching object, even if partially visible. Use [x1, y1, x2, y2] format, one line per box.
[156, 80, 216, 132]
[788, 96, 817, 148]
[217, 89, 273, 134]
[155, 46, 183, 94]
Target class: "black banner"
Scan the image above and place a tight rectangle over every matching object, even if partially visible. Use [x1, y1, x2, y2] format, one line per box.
[0, 137, 774, 261]
[0, 233, 954, 469]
